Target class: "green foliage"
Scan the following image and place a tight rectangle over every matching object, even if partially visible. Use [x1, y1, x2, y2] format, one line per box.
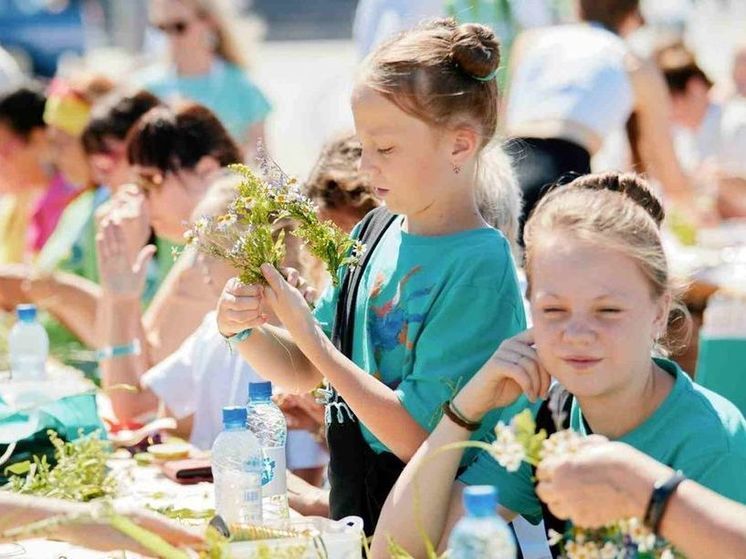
[180, 159, 363, 288]
[7, 430, 115, 502]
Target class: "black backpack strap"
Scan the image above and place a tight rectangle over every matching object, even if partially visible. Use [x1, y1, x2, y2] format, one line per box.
[331, 206, 397, 356]
[534, 383, 573, 558]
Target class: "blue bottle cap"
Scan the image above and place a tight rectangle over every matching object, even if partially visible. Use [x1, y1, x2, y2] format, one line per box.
[222, 406, 247, 427]
[248, 381, 272, 401]
[16, 304, 37, 322]
[463, 485, 498, 517]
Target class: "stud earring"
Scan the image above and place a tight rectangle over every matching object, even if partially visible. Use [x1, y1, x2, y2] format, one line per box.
[452, 163, 461, 175]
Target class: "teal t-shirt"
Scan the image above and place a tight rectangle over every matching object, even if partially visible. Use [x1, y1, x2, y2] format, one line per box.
[459, 357, 746, 524]
[143, 60, 271, 142]
[314, 216, 526, 454]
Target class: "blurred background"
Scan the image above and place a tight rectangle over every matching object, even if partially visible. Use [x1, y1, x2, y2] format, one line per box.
[0, 0, 743, 178]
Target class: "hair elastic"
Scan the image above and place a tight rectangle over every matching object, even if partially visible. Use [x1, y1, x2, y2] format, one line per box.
[472, 68, 499, 82]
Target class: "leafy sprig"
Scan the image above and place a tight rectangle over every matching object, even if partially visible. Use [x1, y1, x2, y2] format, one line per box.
[180, 149, 363, 286]
[6, 430, 115, 502]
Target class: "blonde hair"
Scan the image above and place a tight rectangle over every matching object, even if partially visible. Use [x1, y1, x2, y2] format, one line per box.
[524, 172, 690, 354]
[476, 142, 522, 259]
[361, 18, 500, 146]
[173, 0, 248, 68]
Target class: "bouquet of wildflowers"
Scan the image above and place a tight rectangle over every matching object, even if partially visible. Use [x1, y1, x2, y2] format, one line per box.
[390, 409, 681, 559]
[180, 148, 364, 286]
[488, 410, 681, 559]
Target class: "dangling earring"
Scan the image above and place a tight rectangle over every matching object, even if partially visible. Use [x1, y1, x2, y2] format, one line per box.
[452, 163, 461, 175]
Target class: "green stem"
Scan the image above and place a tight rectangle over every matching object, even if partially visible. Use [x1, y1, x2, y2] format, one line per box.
[107, 513, 190, 559]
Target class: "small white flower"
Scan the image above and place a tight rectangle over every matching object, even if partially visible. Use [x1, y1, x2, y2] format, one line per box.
[194, 217, 210, 232]
[660, 548, 675, 559]
[599, 541, 622, 559]
[540, 429, 584, 462]
[489, 422, 526, 472]
[547, 529, 563, 546]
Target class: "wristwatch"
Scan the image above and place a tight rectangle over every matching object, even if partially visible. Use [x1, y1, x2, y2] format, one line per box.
[643, 470, 686, 535]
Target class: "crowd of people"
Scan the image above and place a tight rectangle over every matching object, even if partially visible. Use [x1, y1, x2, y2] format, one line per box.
[1, 0, 745, 558]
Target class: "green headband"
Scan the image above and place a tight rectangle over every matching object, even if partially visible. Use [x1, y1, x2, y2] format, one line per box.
[472, 68, 499, 82]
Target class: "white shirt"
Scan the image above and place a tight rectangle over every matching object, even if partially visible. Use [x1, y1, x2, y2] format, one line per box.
[141, 312, 328, 469]
[506, 24, 635, 140]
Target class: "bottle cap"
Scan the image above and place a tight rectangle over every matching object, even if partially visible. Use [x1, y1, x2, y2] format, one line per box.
[16, 304, 37, 323]
[222, 406, 247, 427]
[248, 381, 272, 401]
[463, 485, 498, 517]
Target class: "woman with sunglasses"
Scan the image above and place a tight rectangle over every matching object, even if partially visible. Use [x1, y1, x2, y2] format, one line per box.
[142, 0, 270, 160]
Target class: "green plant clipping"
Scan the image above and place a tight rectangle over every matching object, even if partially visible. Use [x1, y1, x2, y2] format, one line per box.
[179, 150, 364, 287]
[7, 430, 115, 502]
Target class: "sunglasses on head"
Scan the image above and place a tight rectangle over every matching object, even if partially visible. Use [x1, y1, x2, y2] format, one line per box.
[155, 20, 191, 35]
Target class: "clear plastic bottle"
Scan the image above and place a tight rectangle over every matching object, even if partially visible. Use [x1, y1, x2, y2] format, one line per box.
[246, 381, 288, 520]
[8, 304, 48, 381]
[447, 485, 517, 559]
[212, 406, 263, 524]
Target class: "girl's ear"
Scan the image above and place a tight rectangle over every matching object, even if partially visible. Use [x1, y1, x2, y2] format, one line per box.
[194, 155, 221, 177]
[450, 126, 479, 168]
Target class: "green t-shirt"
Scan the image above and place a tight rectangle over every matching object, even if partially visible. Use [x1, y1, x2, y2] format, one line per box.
[314, 216, 526, 454]
[459, 358, 746, 524]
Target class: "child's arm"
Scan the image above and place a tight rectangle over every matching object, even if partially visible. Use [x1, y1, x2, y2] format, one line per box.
[217, 276, 325, 393]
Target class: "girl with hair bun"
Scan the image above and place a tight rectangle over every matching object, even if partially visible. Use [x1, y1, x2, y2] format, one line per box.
[216, 18, 526, 533]
[373, 171, 746, 558]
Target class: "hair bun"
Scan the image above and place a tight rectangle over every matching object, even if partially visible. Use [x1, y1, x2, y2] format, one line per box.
[571, 172, 665, 227]
[450, 23, 500, 80]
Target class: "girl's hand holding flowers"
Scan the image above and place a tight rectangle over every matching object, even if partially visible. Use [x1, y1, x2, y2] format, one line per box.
[216, 266, 317, 338]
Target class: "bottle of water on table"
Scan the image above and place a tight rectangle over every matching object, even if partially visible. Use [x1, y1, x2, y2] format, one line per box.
[247, 381, 289, 520]
[212, 406, 263, 524]
[9, 304, 48, 381]
[448, 485, 517, 559]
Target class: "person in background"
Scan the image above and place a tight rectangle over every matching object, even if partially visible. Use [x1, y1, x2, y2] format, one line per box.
[503, 0, 693, 235]
[81, 89, 173, 302]
[0, 84, 76, 264]
[142, 0, 270, 159]
[82, 90, 162, 193]
[656, 43, 721, 176]
[97, 176, 328, 486]
[716, 41, 746, 218]
[536, 440, 746, 559]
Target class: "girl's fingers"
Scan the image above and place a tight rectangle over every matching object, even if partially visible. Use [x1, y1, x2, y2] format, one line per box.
[538, 362, 552, 399]
[502, 365, 534, 401]
[501, 350, 540, 400]
[226, 278, 263, 297]
[222, 308, 263, 324]
[222, 294, 261, 312]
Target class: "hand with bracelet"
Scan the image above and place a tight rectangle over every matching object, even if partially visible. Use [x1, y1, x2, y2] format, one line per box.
[450, 328, 552, 426]
[535, 438, 694, 540]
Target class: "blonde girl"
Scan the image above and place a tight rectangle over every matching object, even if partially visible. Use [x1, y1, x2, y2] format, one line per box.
[216, 19, 526, 533]
[372, 172, 746, 557]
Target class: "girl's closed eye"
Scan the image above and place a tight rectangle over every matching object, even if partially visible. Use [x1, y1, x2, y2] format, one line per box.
[377, 146, 394, 155]
[541, 306, 566, 315]
[597, 307, 623, 315]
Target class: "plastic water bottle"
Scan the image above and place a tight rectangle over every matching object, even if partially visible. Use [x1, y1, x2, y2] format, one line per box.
[8, 304, 48, 381]
[246, 381, 288, 520]
[448, 486, 517, 559]
[212, 406, 263, 524]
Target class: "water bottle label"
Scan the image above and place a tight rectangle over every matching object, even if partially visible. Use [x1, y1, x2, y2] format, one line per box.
[261, 446, 286, 496]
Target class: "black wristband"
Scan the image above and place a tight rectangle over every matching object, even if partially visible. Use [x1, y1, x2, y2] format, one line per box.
[643, 470, 686, 535]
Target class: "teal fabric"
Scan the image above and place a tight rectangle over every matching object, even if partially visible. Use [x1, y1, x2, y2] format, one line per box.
[0, 391, 105, 484]
[144, 61, 271, 142]
[459, 358, 746, 524]
[314, 216, 526, 454]
[696, 336, 746, 417]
